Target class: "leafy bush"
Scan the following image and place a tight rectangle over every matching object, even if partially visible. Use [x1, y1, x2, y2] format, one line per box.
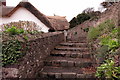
[90, 20, 120, 79]
[98, 28, 120, 59]
[5, 26, 24, 35]
[100, 38, 119, 52]
[4, 26, 44, 36]
[96, 59, 120, 79]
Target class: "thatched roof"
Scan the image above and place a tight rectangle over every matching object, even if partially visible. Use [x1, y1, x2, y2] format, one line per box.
[0, 6, 14, 17]
[0, 2, 69, 31]
[47, 16, 69, 31]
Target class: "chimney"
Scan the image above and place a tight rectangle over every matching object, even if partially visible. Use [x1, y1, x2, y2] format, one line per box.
[21, 0, 28, 2]
[1, 0, 6, 6]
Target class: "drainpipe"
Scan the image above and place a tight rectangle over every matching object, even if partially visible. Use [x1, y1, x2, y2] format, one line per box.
[64, 30, 67, 42]
[21, 0, 28, 2]
[1, 0, 6, 6]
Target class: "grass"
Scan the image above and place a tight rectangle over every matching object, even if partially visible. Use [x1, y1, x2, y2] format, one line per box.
[87, 20, 116, 41]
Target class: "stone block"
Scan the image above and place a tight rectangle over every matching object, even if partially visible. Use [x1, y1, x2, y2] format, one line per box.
[78, 54, 82, 58]
[67, 61, 74, 67]
[47, 72, 55, 78]
[82, 62, 92, 67]
[41, 72, 48, 78]
[55, 73, 61, 78]
[83, 54, 90, 58]
[77, 74, 85, 78]
[61, 60, 68, 67]
[75, 62, 82, 67]
[70, 53, 78, 58]
[62, 73, 76, 78]
[2, 68, 18, 78]
[85, 74, 93, 78]
[52, 61, 60, 67]
[44, 61, 52, 66]
[66, 53, 70, 57]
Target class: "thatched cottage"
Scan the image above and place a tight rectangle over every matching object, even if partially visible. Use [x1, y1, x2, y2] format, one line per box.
[0, 0, 69, 32]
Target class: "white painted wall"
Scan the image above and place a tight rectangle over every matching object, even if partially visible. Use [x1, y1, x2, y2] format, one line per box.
[0, 7, 49, 32]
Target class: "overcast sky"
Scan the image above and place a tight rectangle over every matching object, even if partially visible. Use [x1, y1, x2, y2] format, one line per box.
[7, 0, 105, 21]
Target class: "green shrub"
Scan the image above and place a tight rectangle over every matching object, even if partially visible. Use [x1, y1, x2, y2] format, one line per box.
[101, 39, 119, 51]
[27, 30, 40, 35]
[4, 26, 43, 35]
[95, 45, 109, 64]
[95, 28, 119, 61]
[5, 26, 24, 35]
[93, 20, 120, 79]
[96, 59, 120, 79]
[85, 19, 120, 80]
[99, 28, 119, 53]
[23, 36, 29, 41]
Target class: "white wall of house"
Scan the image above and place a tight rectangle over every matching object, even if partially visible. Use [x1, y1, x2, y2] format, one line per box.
[0, 7, 49, 32]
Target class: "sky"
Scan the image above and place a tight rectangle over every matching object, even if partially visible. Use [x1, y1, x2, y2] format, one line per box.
[7, 0, 105, 21]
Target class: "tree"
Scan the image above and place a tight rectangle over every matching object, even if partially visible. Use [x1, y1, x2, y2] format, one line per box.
[69, 7, 101, 28]
[76, 13, 91, 24]
[69, 12, 91, 28]
[69, 17, 78, 28]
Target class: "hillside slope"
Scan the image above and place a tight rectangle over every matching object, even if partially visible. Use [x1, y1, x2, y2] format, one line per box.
[67, 2, 120, 41]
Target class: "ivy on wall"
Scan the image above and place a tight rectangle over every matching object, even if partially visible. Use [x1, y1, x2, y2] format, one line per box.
[2, 40, 23, 66]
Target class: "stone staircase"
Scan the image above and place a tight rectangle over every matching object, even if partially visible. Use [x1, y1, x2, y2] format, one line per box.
[38, 37, 96, 79]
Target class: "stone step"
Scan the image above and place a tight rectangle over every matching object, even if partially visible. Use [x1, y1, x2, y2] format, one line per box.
[67, 37, 88, 42]
[59, 42, 88, 47]
[50, 50, 91, 58]
[67, 39, 87, 43]
[39, 66, 95, 78]
[44, 57, 92, 67]
[55, 46, 89, 51]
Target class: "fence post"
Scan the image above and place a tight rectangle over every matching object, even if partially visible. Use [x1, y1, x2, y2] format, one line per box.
[64, 30, 67, 42]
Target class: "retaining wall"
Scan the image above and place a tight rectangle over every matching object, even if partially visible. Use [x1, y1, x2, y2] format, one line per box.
[2, 32, 64, 78]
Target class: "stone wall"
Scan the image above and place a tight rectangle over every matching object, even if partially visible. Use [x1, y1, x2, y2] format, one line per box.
[2, 32, 64, 78]
[67, 2, 120, 41]
[67, 20, 96, 41]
